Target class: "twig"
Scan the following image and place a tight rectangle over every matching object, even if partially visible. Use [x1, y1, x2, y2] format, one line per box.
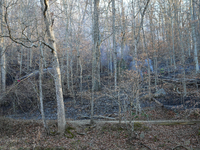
[140, 142, 152, 150]
[151, 97, 164, 107]
[76, 132, 86, 135]
[172, 145, 189, 150]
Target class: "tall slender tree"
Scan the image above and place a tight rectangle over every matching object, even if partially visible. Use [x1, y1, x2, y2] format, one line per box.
[112, 0, 117, 91]
[190, 0, 199, 73]
[0, 0, 6, 92]
[91, 0, 100, 123]
[40, 0, 66, 134]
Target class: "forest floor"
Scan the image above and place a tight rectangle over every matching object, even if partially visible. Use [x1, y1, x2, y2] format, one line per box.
[1, 87, 200, 150]
[0, 108, 200, 150]
[1, 70, 200, 149]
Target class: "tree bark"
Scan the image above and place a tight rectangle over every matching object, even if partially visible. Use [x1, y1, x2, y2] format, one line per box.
[142, 27, 151, 100]
[190, 0, 199, 73]
[0, 0, 6, 92]
[39, 42, 49, 134]
[112, 0, 117, 91]
[149, 5, 158, 90]
[93, 0, 101, 91]
[174, 1, 187, 98]
[40, 0, 66, 135]
[62, 0, 70, 90]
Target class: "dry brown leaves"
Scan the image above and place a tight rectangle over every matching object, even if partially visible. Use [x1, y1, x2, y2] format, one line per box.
[0, 117, 200, 150]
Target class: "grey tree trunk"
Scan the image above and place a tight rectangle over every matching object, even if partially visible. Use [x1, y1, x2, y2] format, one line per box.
[17, 46, 21, 65]
[190, 0, 199, 73]
[20, 47, 23, 75]
[93, 0, 101, 91]
[112, 0, 117, 91]
[91, 0, 98, 124]
[174, 1, 187, 98]
[186, 0, 191, 57]
[120, 0, 125, 60]
[132, 0, 138, 65]
[0, 42, 6, 92]
[142, 27, 151, 100]
[39, 42, 49, 134]
[119, 0, 126, 77]
[70, 39, 75, 103]
[171, 9, 176, 70]
[76, 1, 87, 103]
[0, 0, 6, 92]
[62, 0, 70, 90]
[19, 3, 24, 75]
[40, 0, 66, 135]
[149, 5, 157, 90]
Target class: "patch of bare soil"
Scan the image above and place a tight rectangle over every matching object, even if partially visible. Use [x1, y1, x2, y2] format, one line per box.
[0, 117, 200, 150]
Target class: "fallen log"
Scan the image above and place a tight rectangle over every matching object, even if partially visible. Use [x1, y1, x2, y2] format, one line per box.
[78, 115, 116, 120]
[158, 76, 200, 85]
[1, 117, 199, 126]
[67, 119, 200, 126]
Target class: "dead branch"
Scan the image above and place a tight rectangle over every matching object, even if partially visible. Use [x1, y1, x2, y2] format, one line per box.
[172, 145, 189, 150]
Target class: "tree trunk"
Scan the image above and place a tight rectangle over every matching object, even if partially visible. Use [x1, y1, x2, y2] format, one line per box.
[91, 0, 100, 124]
[142, 27, 151, 100]
[70, 42, 75, 103]
[174, 1, 187, 98]
[93, 0, 101, 91]
[190, 0, 199, 73]
[112, 0, 117, 91]
[132, 0, 138, 61]
[62, 0, 70, 90]
[0, 0, 6, 92]
[39, 42, 49, 134]
[40, 0, 66, 135]
[149, 5, 157, 90]
[171, 7, 176, 70]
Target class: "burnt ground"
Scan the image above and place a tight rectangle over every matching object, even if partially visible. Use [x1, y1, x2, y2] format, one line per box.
[3, 83, 200, 121]
[0, 70, 200, 149]
[1, 68, 200, 121]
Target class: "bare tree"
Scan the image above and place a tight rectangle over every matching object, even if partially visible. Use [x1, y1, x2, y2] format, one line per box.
[91, 0, 100, 124]
[39, 42, 49, 134]
[40, 0, 66, 134]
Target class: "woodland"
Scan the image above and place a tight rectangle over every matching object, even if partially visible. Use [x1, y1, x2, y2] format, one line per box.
[0, 0, 200, 149]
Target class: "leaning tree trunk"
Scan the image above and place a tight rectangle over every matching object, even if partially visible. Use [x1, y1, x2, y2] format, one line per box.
[40, 0, 66, 135]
